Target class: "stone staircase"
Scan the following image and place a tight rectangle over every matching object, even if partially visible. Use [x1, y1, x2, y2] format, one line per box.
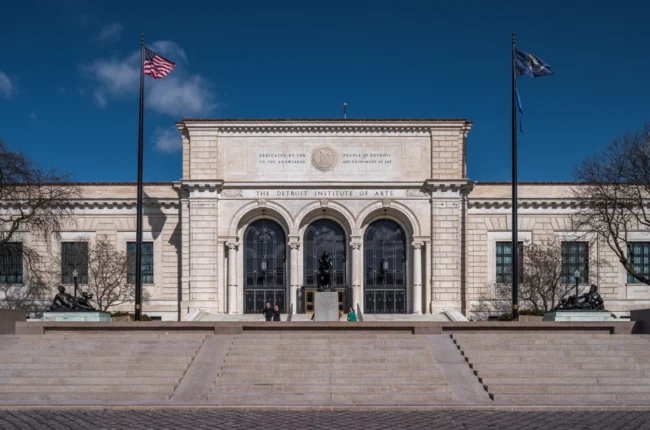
[452, 332, 650, 403]
[0, 333, 206, 403]
[208, 331, 452, 404]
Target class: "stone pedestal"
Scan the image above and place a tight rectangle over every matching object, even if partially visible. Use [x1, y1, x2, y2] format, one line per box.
[42, 311, 112, 322]
[314, 292, 340, 322]
[543, 311, 613, 322]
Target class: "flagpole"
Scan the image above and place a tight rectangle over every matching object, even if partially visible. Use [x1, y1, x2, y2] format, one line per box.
[511, 32, 519, 320]
[135, 34, 145, 321]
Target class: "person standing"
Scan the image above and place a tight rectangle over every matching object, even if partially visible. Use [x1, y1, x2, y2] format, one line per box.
[347, 307, 357, 322]
[261, 302, 274, 321]
[272, 304, 281, 322]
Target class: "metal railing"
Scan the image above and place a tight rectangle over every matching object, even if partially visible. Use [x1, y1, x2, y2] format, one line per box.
[357, 303, 364, 322]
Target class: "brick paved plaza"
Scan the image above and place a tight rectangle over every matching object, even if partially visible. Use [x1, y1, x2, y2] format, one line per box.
[0, 410, 649, 430]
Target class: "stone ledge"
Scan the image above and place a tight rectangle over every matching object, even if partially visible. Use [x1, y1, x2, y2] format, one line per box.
[15, 321, 637, 335]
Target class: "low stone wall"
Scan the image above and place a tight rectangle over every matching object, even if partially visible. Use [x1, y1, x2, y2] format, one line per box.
[14, 320, 637, 335]
[0, 310, 26, 335]
[630, 308, 650, 334]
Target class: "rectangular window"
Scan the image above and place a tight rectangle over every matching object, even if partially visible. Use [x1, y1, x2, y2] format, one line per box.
[0, 243, 23, 284]
[61, 242, 89, 284]
[627, 242, 650, 283]
[496, 241, 523, 284]
[127, 242, 154, 284]
[561, 242, 589, 284]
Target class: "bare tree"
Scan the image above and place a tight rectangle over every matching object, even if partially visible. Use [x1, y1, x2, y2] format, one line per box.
[472, 239, 607, 318]
[572, 124, 650, 285]
[83, 235, 149, 311]
[495, 239, 580, 313]
[0, 140, 80, 309]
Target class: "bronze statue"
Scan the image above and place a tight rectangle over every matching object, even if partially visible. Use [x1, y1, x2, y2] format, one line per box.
[554, 284, 605, 311]
[75, 292, 96, 311]
[49, 286, 96, 311]
[50, 286, 75, 310]
[316, 251, 334, 292]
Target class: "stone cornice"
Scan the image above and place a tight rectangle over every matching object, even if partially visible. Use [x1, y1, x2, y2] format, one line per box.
[0, 199, 180, 210]
[221, 181, 426, 188]
[468, 198, 584, 209]
[181, 180, 224, 191]
[424, 180, 472, 193]
[177, 119, 472, 134]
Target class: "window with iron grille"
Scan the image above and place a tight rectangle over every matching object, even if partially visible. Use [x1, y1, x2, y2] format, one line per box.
[127, 242, 154, 284]
[627, 242, 650, 283]
[244, 219, 286, 313]
[0, 243, 23, 284]
[561, 242, 589, 284]
[363, 219, 407, 314]
[496, 241, 523, 284]
[61, 242, 88, 284]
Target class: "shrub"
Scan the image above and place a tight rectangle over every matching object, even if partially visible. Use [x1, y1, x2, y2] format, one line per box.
[110, 311, 152, 321]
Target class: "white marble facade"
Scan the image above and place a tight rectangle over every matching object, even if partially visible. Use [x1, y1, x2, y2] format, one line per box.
[5, 119, 650, 320]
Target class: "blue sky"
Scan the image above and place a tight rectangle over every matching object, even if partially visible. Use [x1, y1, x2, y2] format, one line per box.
[1, 0, 648, 183]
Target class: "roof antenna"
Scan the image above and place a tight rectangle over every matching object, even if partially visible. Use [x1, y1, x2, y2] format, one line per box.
[343, 102, 347, 120]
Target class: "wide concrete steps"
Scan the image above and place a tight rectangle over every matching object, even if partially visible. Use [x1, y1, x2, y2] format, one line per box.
[209, 332, 452, 404]
[0, 334, 206, 403]
[452, 332, 650, 403]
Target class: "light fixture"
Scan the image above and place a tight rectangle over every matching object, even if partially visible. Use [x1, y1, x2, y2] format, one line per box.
[261, 257, 267, 272]
[382, 258, 389, 272]
[574, 269, 580, 281]
[72, 269, 78, 280]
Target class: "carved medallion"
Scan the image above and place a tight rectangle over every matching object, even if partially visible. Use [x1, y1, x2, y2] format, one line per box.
[311, 146, 337, 171]
[221, 189, 242, 197]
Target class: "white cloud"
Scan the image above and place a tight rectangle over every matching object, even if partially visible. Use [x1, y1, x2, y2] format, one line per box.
[78, 88, 86, 97]
[154, 127, 182, 153]
[97, 22, 122, 43]
[93, 90, 107, 107]
[81, 41, 216, 117]
[29, 111, 37, 121]
[147, 75, 216, 117]
[56, 85, 66, 94]
[0, 71, 13, 99]
[149, 41, 188, 64]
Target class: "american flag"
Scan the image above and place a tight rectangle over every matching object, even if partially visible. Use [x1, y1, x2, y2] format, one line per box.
[144, 47, 175, 79]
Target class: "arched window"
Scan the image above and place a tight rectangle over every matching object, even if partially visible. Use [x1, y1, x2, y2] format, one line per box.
[244, 219, 286, 313]
[364, 219, 407, 313]
[303, 219, 346, 287]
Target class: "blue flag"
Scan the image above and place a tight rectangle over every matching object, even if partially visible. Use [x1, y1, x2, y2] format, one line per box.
[515, 48, 553, 78]
[516, 90, 524, 132]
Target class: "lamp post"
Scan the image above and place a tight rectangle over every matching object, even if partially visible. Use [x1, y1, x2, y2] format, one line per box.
[574, 269, 580, 299]
[72, 268, 79, 303]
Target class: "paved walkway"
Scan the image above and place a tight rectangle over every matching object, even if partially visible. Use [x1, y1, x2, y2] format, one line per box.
[0, 410, 649, 429]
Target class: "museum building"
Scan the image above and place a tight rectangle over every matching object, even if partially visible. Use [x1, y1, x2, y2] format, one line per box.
[3, 119, 650, 320]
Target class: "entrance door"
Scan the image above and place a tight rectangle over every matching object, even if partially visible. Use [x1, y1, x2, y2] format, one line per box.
[243, 219, 286, 313]
[364, 219, 407, 313]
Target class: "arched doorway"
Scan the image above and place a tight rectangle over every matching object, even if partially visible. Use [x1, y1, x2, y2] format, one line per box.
[243, 219, 286, 313]
[364, 219, 407, 313]
[302, 219, 347, 313]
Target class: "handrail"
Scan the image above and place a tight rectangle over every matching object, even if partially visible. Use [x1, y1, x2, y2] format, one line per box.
[287, 303, 293, 322]
[357, 303, 364, 322]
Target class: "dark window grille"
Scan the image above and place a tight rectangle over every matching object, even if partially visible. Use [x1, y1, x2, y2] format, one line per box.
[364, 219, 406, 313]
[496, 241, 523, 284]
[303, 219, 346, 287]
[627, 242, 650, 283]
[61, 242, 89, 284]
[561, 241, 589, 284]
[127, 242, 154, 284]
[244, 219, 286, 313]
[0, 243, 23, 284]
